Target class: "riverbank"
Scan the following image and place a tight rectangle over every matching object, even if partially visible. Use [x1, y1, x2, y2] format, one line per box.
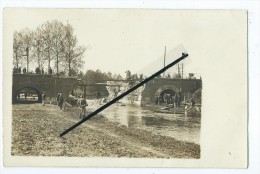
[11, 103, 200, 158]
[142, 103, 201, 116]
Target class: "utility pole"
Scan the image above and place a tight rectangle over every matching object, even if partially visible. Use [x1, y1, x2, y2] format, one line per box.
[163, 46, 166, 78]
[182, 63, 183, 79]
[15, 49, 18, 68]
[68, 50, 73, 77]
[26, 47, 29, 73]
[178, 64, 180, 77]
[83, 82, 86, 99]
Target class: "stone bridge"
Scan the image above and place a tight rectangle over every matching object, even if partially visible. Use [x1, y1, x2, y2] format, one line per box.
[13, 74, 202, 105]
[141, 78, 202, 105]
[12, 74, 78, 103]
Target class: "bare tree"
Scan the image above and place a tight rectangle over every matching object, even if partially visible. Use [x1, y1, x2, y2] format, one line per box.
[18, 28, 33, 73]
[41, 21, 54, 72]
[13, 31, 24, 69]
[13, 20, 87, 75]
[31, 27, 45, 69]
[51, 20, 66, 74]
[63, 22, 86, 77]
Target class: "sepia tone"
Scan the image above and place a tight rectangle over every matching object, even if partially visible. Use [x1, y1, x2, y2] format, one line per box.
[11, 20, 202, 158]
[3, 9, 247, 168]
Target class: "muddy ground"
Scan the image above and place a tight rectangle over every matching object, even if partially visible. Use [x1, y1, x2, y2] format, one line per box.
[11, 103, 200, 158]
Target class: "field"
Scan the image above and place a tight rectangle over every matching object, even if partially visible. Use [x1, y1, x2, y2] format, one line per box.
[11, 103, 200, 158]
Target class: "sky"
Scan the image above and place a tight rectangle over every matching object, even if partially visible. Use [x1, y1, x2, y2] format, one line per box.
[4, 9, 247, 78]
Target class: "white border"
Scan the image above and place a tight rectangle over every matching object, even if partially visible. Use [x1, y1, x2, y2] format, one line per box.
[0, 0, 259, 174]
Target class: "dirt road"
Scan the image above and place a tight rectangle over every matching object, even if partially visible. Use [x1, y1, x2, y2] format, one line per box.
[11, 103, 200, 158]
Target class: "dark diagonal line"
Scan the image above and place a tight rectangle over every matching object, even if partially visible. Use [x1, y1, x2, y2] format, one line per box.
[60, 53, 188, 137]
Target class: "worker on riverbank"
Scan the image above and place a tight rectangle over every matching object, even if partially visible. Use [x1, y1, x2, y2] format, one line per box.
[185, 97, 196, 111]
[58, 93, 64, 110]
[56, 93, 60, 106]
[163, 93, 167, 105]
[155, 94, 159, 105]
[172, 95, 176, 107]
[42, 92, 46, 106]
[78, 95, 88, 119]
[175, 93, 180, 107]
[190, 98, 195, 107]
[96, 91, 101, 104]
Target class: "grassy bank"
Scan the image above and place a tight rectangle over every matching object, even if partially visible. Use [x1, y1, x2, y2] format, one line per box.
[11, 104, 200, 158]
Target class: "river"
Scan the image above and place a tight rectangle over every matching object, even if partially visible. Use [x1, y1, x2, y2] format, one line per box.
[87, 100, 201, 144]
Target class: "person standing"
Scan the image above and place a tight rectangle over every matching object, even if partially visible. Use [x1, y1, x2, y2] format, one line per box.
[42, 92, 46, 106]
[163, 93, 167, 105]
[190, 98, 195, 107]
[48, 67, 53, 74]
[35, 67, 40, 74]
[155, 94, 159, 105]
[78, 95, 88, 119]
[58, 93, 64, 110]
[96, 91, 101, 104]
[172, 94, 176, 107]
[175, 93, 179, 107]
[178, 92, 182, 107]
[56, 93, 60, 106]
[158, 96, 162, 105]
[13, 66, 17, 73]
[166, 94, 170, 105]
[24, 92, 27, 100]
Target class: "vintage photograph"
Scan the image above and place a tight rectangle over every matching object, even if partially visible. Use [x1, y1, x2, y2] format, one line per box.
[11, 22, 201, 159]
[3, 9, 247, 167]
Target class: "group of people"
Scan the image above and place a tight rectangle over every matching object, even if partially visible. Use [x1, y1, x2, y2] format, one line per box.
[155, 93, 182, 107]
[125, 70, 143, 81]
[41, 91, 88, 119]
[13, 67, 27, 74]
[155, 92, 196, 108]
[13, 66, 53, 74]
[67, 91, 88, 119]
[35, 67, 53, 74]
[35, 67, 44, 74]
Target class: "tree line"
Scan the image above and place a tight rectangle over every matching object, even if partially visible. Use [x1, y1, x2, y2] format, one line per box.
[13, 20, 86, 77]
[79, 69, 124, 82]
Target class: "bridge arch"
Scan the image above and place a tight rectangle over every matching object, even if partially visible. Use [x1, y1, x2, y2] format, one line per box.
[13, 85, 43, 103]
[155, 85, 180, 98]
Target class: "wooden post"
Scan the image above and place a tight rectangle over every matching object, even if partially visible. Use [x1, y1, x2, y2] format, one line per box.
[26, 47, 29, 73]
[163, 46, 166, 77]
[83, 82, 86, 99]
[178, 64, 180, 77]
[182, 63, 183, 79]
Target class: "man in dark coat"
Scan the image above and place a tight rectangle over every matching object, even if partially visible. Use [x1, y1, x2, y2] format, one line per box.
[155, 94, 159, 105]
[56, 93, 60, 106]
[78, 95, 88, 119]
[175, 93, 179, 107]
[58, 93, 64, 110]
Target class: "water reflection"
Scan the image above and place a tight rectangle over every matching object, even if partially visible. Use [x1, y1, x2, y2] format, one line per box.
[88, 101, 201, 144]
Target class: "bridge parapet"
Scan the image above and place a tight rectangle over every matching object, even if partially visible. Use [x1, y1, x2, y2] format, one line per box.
[12, 74, 78, 102]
